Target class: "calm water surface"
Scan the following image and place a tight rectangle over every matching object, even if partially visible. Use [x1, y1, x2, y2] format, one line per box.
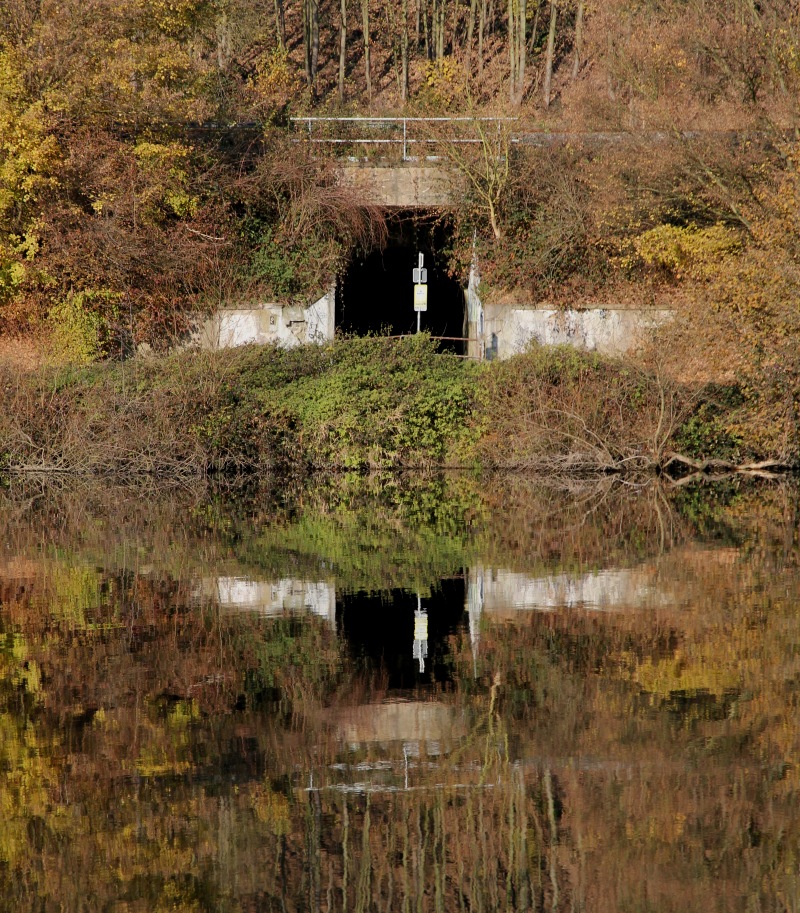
[1, 476, 798, 912]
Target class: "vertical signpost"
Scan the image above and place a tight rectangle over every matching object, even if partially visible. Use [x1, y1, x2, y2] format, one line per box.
[412, 252, 428, 333]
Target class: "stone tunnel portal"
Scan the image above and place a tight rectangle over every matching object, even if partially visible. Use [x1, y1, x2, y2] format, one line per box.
[335, 212, 466, 354]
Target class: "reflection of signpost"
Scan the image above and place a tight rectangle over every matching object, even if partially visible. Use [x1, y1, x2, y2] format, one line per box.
[413, 594, 428, 673]
[413, 253, 428, 333]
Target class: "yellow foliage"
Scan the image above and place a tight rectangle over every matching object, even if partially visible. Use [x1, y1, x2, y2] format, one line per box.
[0, 713, 58, 866]
[0, 243, 27, 302]
[0, 51, 59, 311]
[625, 810, 688, 845]
[0, 52, 60, 221]
[135, 701, 199, 777]
[155, 880, 201, 913]
[136, 0, 212, 37]
[633, 223, 741, 279]
[420, 57, 463, 110]
[253, 47, 300, 107]
[132, 141, 199, 220]
[45, 562, 104, 625]
[250, 783, 291, 836]
[632, 645, 741, 698]
[47, 289, 120, 365]
[0, 634, 42, 699]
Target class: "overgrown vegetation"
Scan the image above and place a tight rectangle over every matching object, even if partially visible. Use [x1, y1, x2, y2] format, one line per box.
[0, 334, 785, 477]
[2, 1, 798, 336]
[2, 1, 800, 458]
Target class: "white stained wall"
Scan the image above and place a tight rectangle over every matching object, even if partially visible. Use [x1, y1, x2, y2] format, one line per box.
[199, 287, 335, 350]
[483, 305, 672, 359]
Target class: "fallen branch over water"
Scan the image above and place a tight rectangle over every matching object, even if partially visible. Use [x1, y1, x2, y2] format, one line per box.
[662, 452, 796, 476]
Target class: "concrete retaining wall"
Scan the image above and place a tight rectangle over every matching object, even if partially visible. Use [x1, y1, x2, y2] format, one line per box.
[196, 287, 335, 350]
[195, 284, 669, 360]
[483, 304, 672, 359]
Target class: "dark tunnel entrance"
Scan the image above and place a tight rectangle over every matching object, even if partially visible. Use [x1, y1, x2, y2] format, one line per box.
[335, 212, 466, 354]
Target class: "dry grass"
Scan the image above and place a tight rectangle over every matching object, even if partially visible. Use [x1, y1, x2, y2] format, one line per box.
[0, 335, 47, 372]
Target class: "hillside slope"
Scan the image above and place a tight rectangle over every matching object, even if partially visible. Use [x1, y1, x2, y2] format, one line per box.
[1, 1, 800, 453]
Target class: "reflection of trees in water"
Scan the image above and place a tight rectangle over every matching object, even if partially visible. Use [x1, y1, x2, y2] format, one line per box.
[1, 480, 800, 908]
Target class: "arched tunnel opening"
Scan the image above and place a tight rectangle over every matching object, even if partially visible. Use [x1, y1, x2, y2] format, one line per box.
[336, 211, 466, 354]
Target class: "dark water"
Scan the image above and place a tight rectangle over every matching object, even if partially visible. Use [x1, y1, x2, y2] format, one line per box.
[1, 476, 799, 912]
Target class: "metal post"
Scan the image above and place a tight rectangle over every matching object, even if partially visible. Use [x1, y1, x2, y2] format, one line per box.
[417, 310, 421, 334]
[403, 118, 407, 161]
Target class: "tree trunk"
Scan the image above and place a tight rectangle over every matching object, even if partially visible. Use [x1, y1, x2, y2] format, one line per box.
[478, 0, 486, 74]
[508, 0, 517, 103]
[571, 0, 583, 79]
[527, 0, 540, 53]
[543, 0, 557, 107]
[303, 0, 311, 87]
[361, 0, 372, 98]
[606, 34, 616, 100]
[516, 0, 526, 104]
[303, 0, 319, 93]
[466, 0, 478, 77]
[416, 0, 421, 47]
[216, 10, 231, 70]
[401, 0, 409, 101]
[339, 0, 347, 100]
[311, 0, 319, 88]
[423, 0, 431, 58]
[274, 0, 285, 49]
[509, 0, 526, 104]
[488, 199, 502, 240]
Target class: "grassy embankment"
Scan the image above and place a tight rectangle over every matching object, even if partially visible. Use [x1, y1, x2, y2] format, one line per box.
[0, 334, 774, 480]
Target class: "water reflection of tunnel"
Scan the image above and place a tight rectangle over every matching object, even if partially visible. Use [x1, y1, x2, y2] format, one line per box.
[336, 212, 466, 353]
[337, 577, 466, 689]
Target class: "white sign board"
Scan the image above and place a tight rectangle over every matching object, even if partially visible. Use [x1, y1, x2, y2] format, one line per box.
[414, 284, 428, 311]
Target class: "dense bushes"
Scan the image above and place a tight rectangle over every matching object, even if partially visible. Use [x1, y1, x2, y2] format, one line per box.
[1, 335, 755, 477]
[0, 336, 476, 475]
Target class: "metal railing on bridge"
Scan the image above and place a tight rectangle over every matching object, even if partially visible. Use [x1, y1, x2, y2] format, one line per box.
[290, 116, 517, 161]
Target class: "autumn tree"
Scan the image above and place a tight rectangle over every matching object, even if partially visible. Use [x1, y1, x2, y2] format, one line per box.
[432, 118, 513, 240]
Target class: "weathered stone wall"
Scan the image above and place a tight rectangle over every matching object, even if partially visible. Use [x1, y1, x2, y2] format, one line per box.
[336, 163, 456, 207]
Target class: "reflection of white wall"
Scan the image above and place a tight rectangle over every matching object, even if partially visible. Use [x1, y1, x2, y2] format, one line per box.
[197, 286, 335, 350]
[200, 577, 336, 627]
[467, 565, 665, 617]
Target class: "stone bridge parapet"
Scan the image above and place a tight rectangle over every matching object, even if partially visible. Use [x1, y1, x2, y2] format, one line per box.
[336, 162, 457, 208]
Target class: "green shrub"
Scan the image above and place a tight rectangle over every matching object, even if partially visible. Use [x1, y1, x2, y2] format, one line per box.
[47, 289, 119, 365]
